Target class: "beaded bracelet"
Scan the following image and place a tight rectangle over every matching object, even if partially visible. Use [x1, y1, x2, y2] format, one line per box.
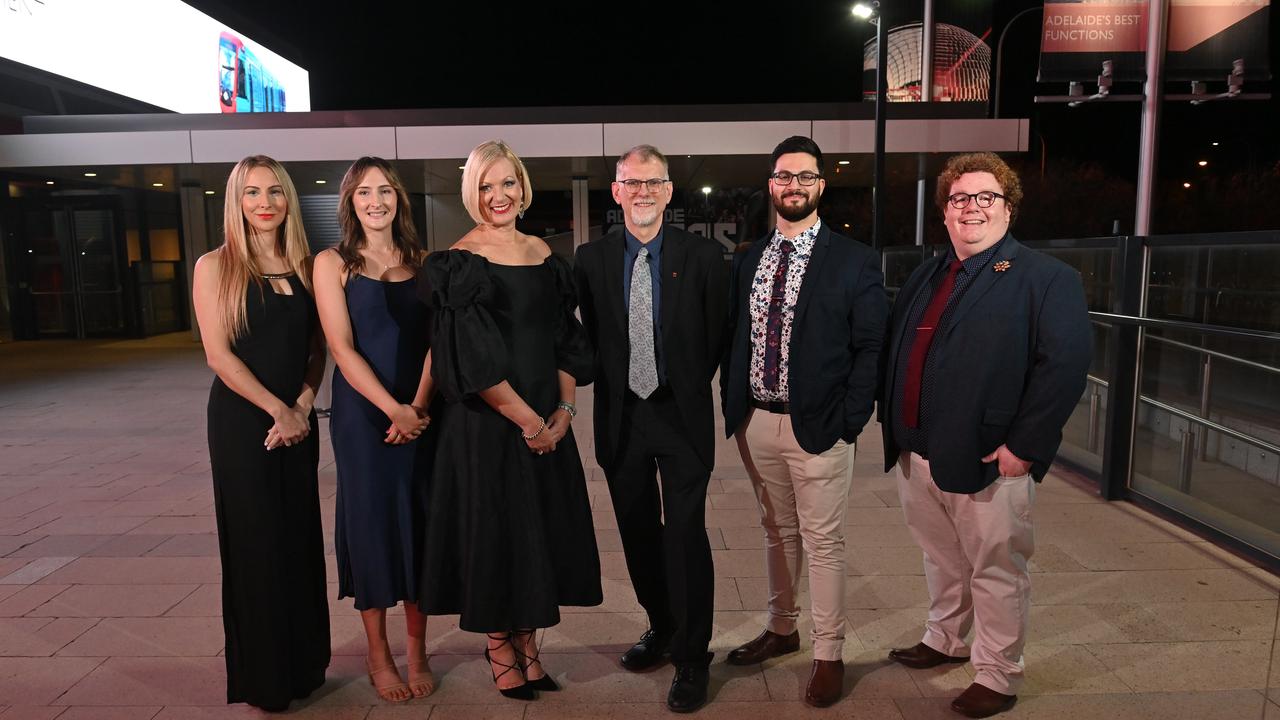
[521, 418, 546, 440]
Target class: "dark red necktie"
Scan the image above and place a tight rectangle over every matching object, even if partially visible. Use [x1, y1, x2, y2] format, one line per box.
[903, 259, 963, 428]
[761, 240, 794, 392]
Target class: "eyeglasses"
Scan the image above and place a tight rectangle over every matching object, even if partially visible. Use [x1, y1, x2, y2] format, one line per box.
[948, 191, 1006, 209]
[616, 178, 670, 193]
[770, 171, 822, 186]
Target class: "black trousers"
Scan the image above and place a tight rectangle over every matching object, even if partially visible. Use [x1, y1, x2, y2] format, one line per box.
[606, 388, 714, 665]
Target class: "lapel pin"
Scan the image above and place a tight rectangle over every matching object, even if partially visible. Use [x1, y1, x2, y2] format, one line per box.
[993, 260, 1012, 273]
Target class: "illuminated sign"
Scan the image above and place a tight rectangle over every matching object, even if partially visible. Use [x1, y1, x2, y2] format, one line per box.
[1038, 0, 1272, 83]
[0, 0, 310, 113]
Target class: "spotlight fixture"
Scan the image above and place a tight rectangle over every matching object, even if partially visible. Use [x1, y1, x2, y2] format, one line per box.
[152, 182, 164, 187]
[701, 186, 712, 195]
[838, 160, 851, 166]
[1197, 160, 1208, 167]
[84, 172, 97, 177]
[315, 179, 326, 184]
[205, 190, 215, 195]
[1183, 182, 1192, 188]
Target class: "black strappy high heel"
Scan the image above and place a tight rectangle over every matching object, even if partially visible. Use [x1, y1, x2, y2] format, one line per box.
[484, 633, 536, 700]
[513, 628, 560, 691]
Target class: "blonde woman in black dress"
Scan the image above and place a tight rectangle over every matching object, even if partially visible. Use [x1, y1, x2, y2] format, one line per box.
[193, 155, 330, 712]
[418, 140, 602, 700]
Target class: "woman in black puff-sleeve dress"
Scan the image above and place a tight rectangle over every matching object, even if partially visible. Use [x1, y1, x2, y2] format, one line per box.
[416, 140, 601, 700]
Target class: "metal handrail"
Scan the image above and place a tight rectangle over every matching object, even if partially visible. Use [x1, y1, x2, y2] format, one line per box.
[1142, 396, 1280, 456]
[1143, 332, 1280, 377]
[1088, 311, 1280, 342]
[1079, 313, 1278, 492]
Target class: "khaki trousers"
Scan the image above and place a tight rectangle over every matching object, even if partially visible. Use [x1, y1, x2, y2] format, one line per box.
[896, 451, 1035, 695]
[735, 409, 854, 661]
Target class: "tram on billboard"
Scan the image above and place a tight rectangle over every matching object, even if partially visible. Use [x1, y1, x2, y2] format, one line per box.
[218, 32, 287, 113]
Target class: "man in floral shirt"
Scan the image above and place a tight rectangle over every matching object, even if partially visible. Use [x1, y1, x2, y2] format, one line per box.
[720, 136, 888, 707]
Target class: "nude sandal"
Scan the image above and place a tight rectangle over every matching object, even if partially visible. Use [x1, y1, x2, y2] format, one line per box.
[367, 660, 411, 703]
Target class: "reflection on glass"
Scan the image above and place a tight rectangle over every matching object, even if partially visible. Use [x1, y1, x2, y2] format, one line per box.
[1148, 244, 1280, 333]
[1130, 326, 1280, 557]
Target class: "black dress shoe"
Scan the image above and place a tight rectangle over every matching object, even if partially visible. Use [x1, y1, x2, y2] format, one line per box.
[667, 661, 710, 713]
[950, 682, 1016, 718]
[620, 628, 671, 671]
[887, 642, 969, 669]
[725, 629, 800, 666]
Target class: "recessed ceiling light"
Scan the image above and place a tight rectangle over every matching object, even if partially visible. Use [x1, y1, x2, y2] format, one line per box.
[458, 165, 465, 170]
[701, 186, 712, 194]
[45, 180, 54, 185]
[315, 179, 326, 184]
[205, 190, 215, 195]
[838, 160, 851, 166]
[84, 172, 97, 177]
[152, 182, 164, 187]
[1211, 141, 1220, 146]
[1183, 182, 1192, 188]
[1197, 160, 1208, 167]
[844, 223, 851, 228]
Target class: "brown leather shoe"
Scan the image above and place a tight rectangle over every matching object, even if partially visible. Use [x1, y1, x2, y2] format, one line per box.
[803, 659, 844, 708]
[887, 642, 969, 669]
[950, 682, 1016, 718]
[725, 629, 800, 666]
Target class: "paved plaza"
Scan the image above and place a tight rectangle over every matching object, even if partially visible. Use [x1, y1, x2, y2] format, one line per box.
[0, 334, 1278, 719]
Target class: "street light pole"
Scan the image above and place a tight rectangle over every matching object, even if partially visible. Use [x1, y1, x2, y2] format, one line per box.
[872, 2, 888, 251]
[992, 6, 1044, 119]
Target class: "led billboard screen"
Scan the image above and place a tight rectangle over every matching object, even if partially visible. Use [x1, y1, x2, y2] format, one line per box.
[1, 0, 310, 113]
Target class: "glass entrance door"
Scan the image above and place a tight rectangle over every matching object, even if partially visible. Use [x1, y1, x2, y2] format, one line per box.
[27, 205, 124, 338]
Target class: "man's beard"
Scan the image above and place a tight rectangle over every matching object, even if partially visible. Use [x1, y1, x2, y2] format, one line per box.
[773, 190, 819, 222]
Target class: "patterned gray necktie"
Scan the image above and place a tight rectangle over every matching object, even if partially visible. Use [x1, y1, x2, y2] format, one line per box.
[628, 247, 659, 398]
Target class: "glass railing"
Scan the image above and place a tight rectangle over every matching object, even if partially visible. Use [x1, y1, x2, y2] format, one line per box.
[1130, 323, 1280, 558]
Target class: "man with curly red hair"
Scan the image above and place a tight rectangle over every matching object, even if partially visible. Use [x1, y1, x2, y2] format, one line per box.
[879, 152, 1092, 718]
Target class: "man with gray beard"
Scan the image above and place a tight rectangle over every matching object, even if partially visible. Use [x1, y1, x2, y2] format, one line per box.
[574, 144, 728, 713]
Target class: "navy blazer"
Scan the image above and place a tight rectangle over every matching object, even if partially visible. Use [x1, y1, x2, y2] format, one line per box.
[878, 234, 1092, 493]
[575, 225, 728, 473]
[721, 223, 888, 455]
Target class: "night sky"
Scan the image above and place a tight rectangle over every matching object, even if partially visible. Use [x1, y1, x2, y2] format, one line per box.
[187, 0, 1279, 235]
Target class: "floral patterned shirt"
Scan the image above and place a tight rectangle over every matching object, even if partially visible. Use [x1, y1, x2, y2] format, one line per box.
[748, 219, 821, 402]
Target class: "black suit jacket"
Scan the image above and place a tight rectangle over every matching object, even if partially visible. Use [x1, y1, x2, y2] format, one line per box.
[575, 225, 729, 473]
[878, 234, 1092, 493]
[721, 223, 888, 454]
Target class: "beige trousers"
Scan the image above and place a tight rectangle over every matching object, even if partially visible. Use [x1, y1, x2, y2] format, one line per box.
[735, 409, 854, 661]
[896, 451, 1035, 695]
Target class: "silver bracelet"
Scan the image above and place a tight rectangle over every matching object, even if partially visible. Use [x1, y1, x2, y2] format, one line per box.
[521, 418, 546, 440]
[556, 401, 577, 418]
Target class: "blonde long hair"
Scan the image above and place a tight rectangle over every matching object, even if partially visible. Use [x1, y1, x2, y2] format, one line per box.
[215, 155, 311, 342]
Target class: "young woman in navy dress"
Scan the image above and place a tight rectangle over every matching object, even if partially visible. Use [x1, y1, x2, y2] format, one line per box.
[314, 157, 433, 703]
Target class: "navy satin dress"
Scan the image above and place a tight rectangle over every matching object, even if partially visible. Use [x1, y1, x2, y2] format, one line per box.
[331, 273, 431, 610]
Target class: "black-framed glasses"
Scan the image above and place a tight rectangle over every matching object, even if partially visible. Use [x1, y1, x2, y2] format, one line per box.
[948, 191, 1006, 209]
[616, 178, 670, 193]
[770, 171, 822, 186]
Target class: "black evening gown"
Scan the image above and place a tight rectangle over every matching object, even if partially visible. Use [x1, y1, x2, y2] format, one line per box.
[417, 249, 602, 632]
[332, 274, 431, 610]
[207, 274, 330, 712]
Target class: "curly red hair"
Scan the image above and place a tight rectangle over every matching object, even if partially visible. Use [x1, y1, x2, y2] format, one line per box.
[935, 152, 1023, 221]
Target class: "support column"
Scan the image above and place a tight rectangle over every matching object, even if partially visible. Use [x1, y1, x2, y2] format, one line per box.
[1134, 0, 1169, 236]
[571, 176, 589, 251]
[179, 184, 209, 342]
